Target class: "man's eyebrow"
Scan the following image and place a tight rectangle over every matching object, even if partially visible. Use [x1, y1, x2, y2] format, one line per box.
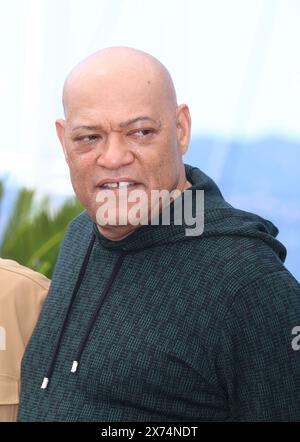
[71, 117, 161, 132]
[119, 116, 161, 128]
[71, 125, 103, 132]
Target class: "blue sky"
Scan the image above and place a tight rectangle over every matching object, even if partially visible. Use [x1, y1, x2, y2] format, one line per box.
[0, 0, 300, 194]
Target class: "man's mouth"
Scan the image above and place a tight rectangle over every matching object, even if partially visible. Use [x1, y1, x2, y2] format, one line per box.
[96, 177, 144, 190]
[100, 181, 139, 189]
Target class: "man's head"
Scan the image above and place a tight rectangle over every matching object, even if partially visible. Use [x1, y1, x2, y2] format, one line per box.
[56, 46, 191, 240]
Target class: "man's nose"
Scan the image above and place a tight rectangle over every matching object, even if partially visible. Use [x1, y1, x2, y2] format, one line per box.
[96, 132, 134, 169]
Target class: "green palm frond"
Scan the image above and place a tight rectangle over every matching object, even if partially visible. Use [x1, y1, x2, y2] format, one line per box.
[0, 182, 83, 278]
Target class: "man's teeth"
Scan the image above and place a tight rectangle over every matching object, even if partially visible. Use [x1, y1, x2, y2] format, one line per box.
[101, 182, 137, 189]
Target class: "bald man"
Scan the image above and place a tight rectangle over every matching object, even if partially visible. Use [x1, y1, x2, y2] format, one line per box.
[18, 47, 300, 422]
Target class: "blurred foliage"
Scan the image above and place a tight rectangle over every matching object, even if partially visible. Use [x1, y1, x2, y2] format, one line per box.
[0, 180, 83, 279]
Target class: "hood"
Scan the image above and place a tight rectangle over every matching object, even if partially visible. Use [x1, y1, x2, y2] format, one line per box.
[94, 163, 287, 263]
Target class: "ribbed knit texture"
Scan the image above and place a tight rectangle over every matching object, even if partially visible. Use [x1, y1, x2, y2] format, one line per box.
[17, 164, 300, 421]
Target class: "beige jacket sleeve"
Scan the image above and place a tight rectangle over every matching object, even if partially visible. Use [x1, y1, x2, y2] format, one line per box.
[0, 259, 50, 422]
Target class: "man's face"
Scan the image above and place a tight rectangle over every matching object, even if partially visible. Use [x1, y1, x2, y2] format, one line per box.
[56, 74, 190, 239]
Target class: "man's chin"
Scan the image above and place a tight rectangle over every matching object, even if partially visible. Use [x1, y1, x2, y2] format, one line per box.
[96, 206, 150, 227]
[96, 222, 142, 241]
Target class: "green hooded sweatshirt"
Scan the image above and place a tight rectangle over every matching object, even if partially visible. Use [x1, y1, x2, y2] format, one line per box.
[17, 164, 300, 421]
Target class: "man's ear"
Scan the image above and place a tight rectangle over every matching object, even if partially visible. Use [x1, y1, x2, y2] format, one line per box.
[55, 119, 69, 163]
[176, 104, 191, 156]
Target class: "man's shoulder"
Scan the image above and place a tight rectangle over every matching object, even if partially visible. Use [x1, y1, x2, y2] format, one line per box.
[52, 210, 94, 274]
[0, 259, 50, 292]
[0, 259, 49, 326]
[60, 210, 94, 247]
[68, 209, 93, 230]
[176, 230, 297, 303]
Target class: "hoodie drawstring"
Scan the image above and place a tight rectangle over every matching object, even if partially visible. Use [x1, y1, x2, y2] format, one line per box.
[41, 233, 126, 390]
[41, 233, 96, 389]
[70, 251, 127, 374]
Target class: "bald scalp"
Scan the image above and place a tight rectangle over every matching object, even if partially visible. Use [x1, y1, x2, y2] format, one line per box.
[62, 46, 178, 119]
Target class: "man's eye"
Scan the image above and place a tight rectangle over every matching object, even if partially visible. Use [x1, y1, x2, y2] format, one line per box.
[130, 129, 154, 137]
[76, 135, 100, 143]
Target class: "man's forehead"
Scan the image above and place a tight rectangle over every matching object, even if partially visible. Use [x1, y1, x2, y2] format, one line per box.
[63, 80, 162, 121]
[64, 88, 167, 128]
[62, 51, 177, 119]
[67, 76, 159, 104]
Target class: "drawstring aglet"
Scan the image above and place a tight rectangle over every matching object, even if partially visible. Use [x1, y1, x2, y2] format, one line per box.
[41, 377, 49, 389]
[71, 360, 79, 373]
